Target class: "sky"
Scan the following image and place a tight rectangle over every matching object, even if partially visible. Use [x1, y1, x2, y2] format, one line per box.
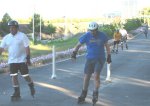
[0, 0, 150, 20]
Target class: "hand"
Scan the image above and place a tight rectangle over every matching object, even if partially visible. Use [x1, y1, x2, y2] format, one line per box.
[107, 54, 112, 63]
[71, 51, 77, 59]
[26, 58, 31, 65]
[26, 55, 31, 65]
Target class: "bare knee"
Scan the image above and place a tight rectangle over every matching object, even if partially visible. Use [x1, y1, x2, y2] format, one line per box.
[94, 74, 100, 84]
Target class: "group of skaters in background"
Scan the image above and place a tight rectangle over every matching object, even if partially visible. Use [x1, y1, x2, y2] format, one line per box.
[112, 23, 149, 54]
[112, 27, 128, 54]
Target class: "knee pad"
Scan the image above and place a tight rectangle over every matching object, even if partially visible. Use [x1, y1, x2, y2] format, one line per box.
[10, 73, 18, 77]
[22, 74, 29, 77]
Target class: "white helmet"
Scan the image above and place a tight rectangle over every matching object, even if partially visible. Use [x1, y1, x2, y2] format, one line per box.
[88, 22, 98, 30]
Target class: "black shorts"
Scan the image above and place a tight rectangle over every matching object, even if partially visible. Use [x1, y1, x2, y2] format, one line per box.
[9, 63, 29, 76]
[114, 40, 120, 45]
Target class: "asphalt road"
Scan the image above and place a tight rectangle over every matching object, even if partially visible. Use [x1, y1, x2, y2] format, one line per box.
[0, 31, 150, 106]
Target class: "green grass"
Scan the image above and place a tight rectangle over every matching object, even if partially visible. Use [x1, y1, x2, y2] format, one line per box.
[30, 44, 51, 58]
[47, 35, 80, 51]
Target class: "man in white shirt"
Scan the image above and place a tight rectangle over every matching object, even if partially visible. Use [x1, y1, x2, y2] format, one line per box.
[0, 20, 35, 100]
[119, 28, 128, 50]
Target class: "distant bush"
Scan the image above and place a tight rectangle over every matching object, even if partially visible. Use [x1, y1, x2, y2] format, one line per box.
[124, 18, 142, 31]
[0, 13, 12, 36]
[99, 24, 116, 38]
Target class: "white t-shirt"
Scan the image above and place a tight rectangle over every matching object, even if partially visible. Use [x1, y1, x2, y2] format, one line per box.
[0, 31, 29, 63]
[119, 29, 127, 37]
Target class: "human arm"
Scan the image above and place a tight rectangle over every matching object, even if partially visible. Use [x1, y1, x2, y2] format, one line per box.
[71, 33, 87, 59]
[71, 42, 82, 59]
[105, 42, 111, 63]
[25, 46, 31, 65]
[23, 34, 31, 65]
[124, 29, 128, 39]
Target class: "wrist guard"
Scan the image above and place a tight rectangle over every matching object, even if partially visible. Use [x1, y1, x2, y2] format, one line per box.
[107, 54, 112, 63]
[71, 51, 77, 59]
[26, 55, 30, 59]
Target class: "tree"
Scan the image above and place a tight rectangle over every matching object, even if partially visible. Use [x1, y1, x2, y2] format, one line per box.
[43, 23, 56, 40]
[44, 24, 56, 34]
[29, 13, 44, 43]
[0, 13, 12, 36]
[140, 7, 150, 15]
[139, 7, 150, 23]
[124, 18, 142, 31]
[29, 13, 44, 33]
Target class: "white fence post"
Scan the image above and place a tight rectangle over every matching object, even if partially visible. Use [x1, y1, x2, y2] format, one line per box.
[51, 45, 57, 79]
[106, 63, 111, 82]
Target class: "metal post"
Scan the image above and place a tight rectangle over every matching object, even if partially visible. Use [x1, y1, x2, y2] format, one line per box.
[51, 45, 56, 79]
[64, 16, 67, 36]
[32, 0, 35, 43]
[40, 14, 42, 40]
[32, 13, 35, 42]
[106, 63, 111, 82]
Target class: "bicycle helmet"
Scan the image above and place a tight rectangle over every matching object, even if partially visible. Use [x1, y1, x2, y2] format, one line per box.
[88, 22, 98, 30]
[8, 20, 19, 27]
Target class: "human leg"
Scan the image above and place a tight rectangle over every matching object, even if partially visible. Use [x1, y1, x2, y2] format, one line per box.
[145, 32, 148, 38]
[124, 39, 128, 49]
[92, 59, 105, 104]
[82, 74, 92, 91]
[93, 73, 100, 92]
[11, 75, 21, 100]
[116, 40, 120, 52]
[78, 59, 93, 103]
[121, 41, 123, 50]
[9, 64, 21, 100]
[113, 41, 116, 52]
[20, 63, 35, 97]
[22, 75, 35, 97]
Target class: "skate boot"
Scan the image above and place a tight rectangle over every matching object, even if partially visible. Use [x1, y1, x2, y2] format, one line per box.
[77, 90, 87, 104]
[11, 87, 21, 101]
[28, 82, 35, 98]
[111, 49, 115, 53]
[116, 50, 118, 54]
[92, 91, 98, 106]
